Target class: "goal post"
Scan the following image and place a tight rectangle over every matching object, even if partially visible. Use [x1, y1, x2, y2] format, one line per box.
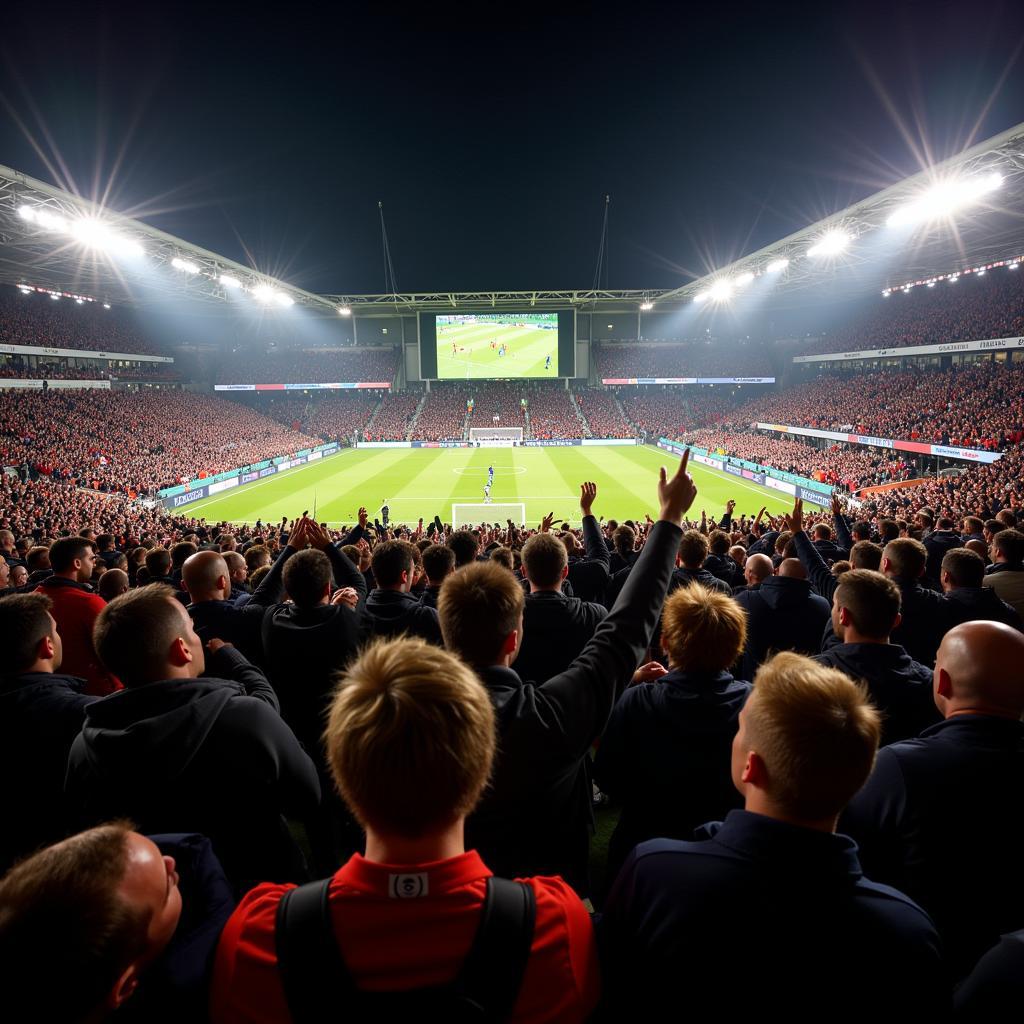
[469, 427, 523, 447]
[452, 503, 527, 527]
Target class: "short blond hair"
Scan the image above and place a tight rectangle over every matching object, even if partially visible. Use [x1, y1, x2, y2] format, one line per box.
[438, 561, 525, 668]
[745, 652, 880, 820]
[324, 638, 496, 838]
[661, 585, 746, 672]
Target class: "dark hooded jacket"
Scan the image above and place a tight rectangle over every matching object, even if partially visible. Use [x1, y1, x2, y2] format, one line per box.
[64, 647, 320, 888]
[360, 588, 443, 645]
[514, 590, 607, 684]
[815, 642, 940, 745]
[943, 586, 1022, 630]
[593, 669, 751, 883]
[0, 671, 97, 869]
[734, 575, 831, 679]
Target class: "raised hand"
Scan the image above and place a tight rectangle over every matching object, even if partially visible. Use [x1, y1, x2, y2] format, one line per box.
[331, 587, 360, 609]
[657, 449, 698, 525]
[726, 499, 736, 514]
[580, 481, 597, 517]
[287, 518, 308, 550]
[304, 519, 331, 550]
[358, 506, 369, 529]
[787, 497, 804, 535]
[631, 661, 669, 686]
[540, 511, 555, 533]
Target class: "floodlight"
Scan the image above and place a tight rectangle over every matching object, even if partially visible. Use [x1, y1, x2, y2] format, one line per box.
[75, 297, 84, 304]
[1010, 263, 1019, 270]
[887, 171, 1003, 228]
[734, 272, 754, 287]
[71, 218, 143, 257]
[49, 293, 59, 300]
[927, 281, 935, 287]
[338, 306, 352, 316]
[274, 292, 294, 307]
[807, 230, 851, 258]
[17, 205, 35, 222]
[640, 300, 654, 311]
[251, 283, 277, 302]
[977, 269, 986, 276]
[18, 285, 31, 294]
[882, 289, 891, 297]
[693, 291, 708, 304]
[171, 257, 200, 274]
[766, 258, 789, 273]
[36, 210, 68, 232]
[220, 274, 242, 288]
[708, 279, 734, 302]
[103, 302, 111, 309]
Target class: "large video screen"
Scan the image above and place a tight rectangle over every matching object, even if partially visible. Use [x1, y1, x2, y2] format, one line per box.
[419, 310, 575, 380]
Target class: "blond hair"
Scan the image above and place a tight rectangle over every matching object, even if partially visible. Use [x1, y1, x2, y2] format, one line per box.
[438, 561, 525, 668]
[661, 585, 746, 673]
[324, 638, 496, 838]
[745, 652, 880, 820]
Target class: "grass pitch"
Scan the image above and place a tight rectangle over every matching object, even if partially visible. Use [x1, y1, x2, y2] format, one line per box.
[437, 321, 558, 379]
[182, 444, 797, 528]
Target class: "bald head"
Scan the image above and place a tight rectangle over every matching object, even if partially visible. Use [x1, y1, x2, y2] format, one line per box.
[729, 545, 747, 567]
[744, 553, 773, 586]
[934, 621, 1024, 719]
[778, 558, 806, 580]
[965, 539, 989, 560]
[182, 550, 231, 602]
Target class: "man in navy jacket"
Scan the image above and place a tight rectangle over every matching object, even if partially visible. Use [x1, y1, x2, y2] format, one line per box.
[439, 458, 698, 895]
[599, 651, 946, 1017]
[841, 620, 1024, 979]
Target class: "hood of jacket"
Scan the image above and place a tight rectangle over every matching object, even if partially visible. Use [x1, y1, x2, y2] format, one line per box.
[756, 575, 816, 611]
[74, 676, 241, 782]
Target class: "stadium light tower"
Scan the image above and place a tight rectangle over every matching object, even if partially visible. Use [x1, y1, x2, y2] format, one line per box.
[708, 278, 734, 302]
[338, 305, 352, 316]
[171, 257, 200, 274]
[219, 274, 242, 288]
[765, 257, 789, 273]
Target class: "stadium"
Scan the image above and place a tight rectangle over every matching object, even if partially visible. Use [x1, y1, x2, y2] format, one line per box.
[4, 6, 1024, 1020]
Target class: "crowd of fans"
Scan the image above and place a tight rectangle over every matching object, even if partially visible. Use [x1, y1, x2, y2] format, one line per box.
[574, 388, 633, 438]
[363, 391, 421, 441]
[728, 362, 1024, 451]
[800, 267, 1024, 355]
[597, 341, 775, 378]
[466, 382, 527, 433]
[258, 393, 382, 442]
[410, 386, 469, 441]
[0, 288, 168, 356]
[524, 386, 586, 439]
[680, 428, 916, 490]
[4, 453, 1024, 1019]
[214, 347, 397, 385]
[0, 390, 320, 496]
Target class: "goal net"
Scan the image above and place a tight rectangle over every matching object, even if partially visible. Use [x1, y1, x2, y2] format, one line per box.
[452, 503, 527, 527]
[470, 427, 523, 448]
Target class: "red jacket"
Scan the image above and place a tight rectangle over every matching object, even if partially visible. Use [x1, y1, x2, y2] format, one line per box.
[35, 577, 120, 696]
[210, 850, 599, 1023]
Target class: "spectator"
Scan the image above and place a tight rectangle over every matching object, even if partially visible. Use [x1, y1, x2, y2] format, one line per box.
[670, 530, 732, 596]
[940, 548, 1022, 629]
[983, 527, 1024, 618]
[418, 543, 455, 609]
[0, 823, 234, 1023]
[815, 569, 938, 745]
[35, 536, 120, 695]
[209, 638, 600, 1024]
[65, 585, 320, 888]
[361, 540, 443, 645]
[734, 558, 831, 679]
[842, 621, 1024, 977]
[438, 458, 696, 893]
[599, 652, 946, 1018]
[594, 584, 750, 882]
[98, 568, 130, 601]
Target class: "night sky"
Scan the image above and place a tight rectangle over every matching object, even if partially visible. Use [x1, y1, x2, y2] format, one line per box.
[2, 2, 1023, 296]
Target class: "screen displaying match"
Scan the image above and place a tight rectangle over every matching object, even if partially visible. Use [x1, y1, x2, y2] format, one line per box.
[419, 310, 575, 380]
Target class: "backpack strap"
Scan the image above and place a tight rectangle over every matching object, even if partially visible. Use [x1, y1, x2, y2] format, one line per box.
[454, 877, 537, 1020]
[275, 878, 356, 1024]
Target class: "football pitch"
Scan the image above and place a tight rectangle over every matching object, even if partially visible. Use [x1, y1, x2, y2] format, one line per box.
[180, 444, 797, 528]
[437, 322, 558, 379]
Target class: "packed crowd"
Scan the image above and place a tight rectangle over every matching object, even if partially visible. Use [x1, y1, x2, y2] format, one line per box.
[728, 362, 1024, 451]
[0, 390, 320, 496]
[524, 386, 586, 439]
[466, 382, 527, 433]
[257, 393, 383, 442]
[0, 362, 181, 382]
[801, 267, 1024, 355]
[410, 386, 469, 441]
[0, 288, 168, 356]
[3, 452, 1024, 1020]
[363, 391, 421, 442]
[597, 341, 775, 378]
[680, 428, 915, 490]
[214, 347, 397, 385]
[574, 388, 634, 438]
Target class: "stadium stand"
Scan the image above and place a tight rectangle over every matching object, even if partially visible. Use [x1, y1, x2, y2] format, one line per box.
[213, 347, 397, 385]
[597, 341, 775, 378]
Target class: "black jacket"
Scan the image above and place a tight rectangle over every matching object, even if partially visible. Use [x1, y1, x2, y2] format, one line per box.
[734, 576, 831, 679]
[814, 642, 939, 745]
[360, 588, 443, 645]
[566, 514, 611, 603]
[261, 544, 367, 753]
[466, 519, 682, 895]
[793, 530, 841, 601]
[841, 715, 1024, 978]
[593, 669, 751, 882]
[703, 552, 742, 588]
[943, 586, 1022, 630]
[923, 530, 964, 585]
[513, 590, 608, 683]
[599, 810, 946, 1019]
[670, 566, 732, 596]
[0, 671, 97, 869]
[65, 646, 320, 889]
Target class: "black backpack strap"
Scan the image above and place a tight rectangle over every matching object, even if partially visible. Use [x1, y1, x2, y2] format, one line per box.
[275, 878, 357, 1024]
[455, 877, 537, 1020]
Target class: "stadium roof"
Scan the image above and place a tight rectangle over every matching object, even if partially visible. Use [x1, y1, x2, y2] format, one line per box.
[3, 121, 1024, 317]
